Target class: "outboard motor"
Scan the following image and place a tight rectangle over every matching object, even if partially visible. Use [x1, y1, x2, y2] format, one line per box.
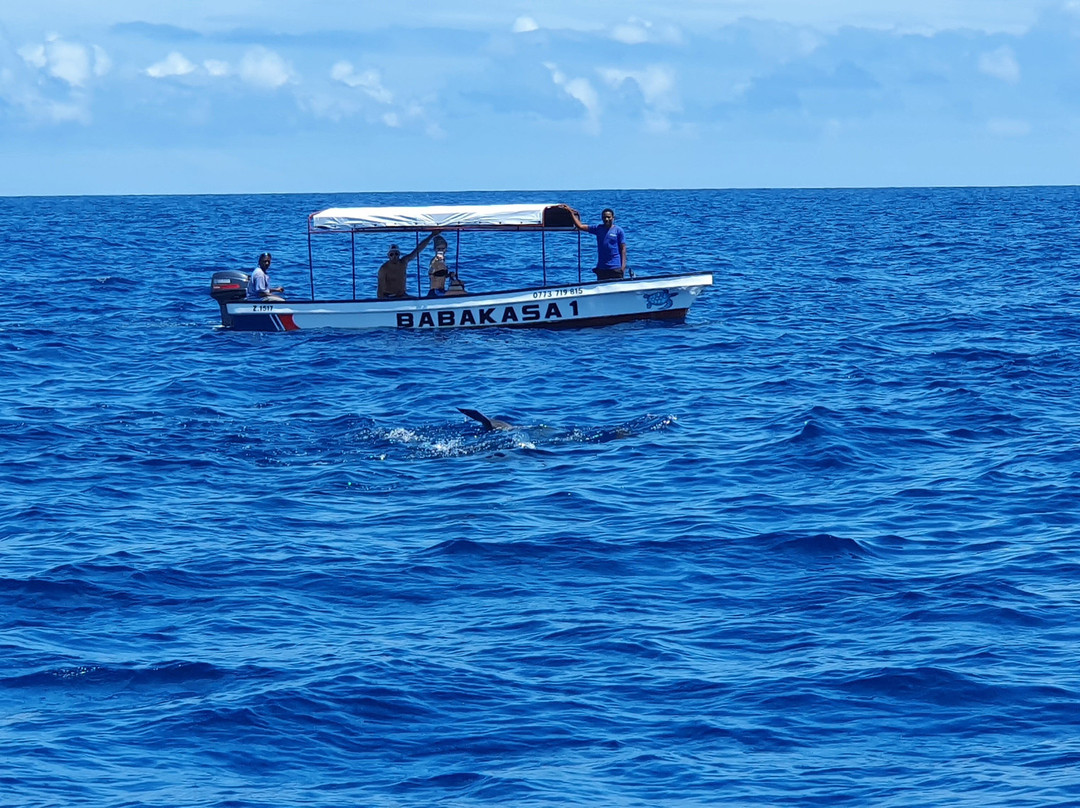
[209, 270, 249, 327]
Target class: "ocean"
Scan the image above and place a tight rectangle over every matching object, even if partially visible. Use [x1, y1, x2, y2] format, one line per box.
[1, 187, 1079, 806]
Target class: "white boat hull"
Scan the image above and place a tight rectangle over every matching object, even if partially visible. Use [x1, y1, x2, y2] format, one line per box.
[222, 273, 712, 332]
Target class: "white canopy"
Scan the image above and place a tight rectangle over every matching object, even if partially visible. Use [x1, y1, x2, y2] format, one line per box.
[309, 203, 571, 232]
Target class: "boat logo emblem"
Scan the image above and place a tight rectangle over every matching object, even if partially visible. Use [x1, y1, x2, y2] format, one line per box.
[643, 290, 676, 310]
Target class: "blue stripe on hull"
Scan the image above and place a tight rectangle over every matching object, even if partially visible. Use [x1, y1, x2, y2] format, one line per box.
[229, 314, 283, 332]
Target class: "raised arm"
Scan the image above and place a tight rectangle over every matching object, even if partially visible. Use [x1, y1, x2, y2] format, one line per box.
[403, 230, 441, 262]
[562, 205, 589, 232]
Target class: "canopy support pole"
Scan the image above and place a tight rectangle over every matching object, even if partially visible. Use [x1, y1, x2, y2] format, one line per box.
[308, 227, 315, 299]
[542, 230, 547, 286]
[577, 231, 582, 284]
[350, 230, 356, 300]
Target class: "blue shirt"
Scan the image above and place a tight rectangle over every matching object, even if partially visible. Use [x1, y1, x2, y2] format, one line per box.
[588, 224, 625, 269]
[246, 267, 270, 300]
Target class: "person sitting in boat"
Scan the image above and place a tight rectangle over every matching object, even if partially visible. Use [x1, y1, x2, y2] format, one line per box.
[378, 231, 440, 299]
[427, 235, 451, 298]
[245, 252, 285, 301]
[565, 206, 627, 281]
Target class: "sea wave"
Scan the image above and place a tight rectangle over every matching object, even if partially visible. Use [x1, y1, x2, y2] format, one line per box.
[2, 187, 1080, 806]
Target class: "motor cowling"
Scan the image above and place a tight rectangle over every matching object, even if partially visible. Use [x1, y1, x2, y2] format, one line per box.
[209, 270, 249, 327]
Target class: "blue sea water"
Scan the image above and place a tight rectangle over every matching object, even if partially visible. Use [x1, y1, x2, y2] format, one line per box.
[2, 186, 1080, 807]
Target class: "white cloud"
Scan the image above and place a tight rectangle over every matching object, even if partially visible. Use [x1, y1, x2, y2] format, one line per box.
[204, 59, 231, 77]
[43, 38, 90, 86]
[599, 65, 679, 112]
[18, 43, 47, 68]
[512, 16, 540, 33]
[146, 51, 196, 78]
[319, 64, 436, 133]
[18, 35, 103, 87]
[6, 35, 103, 126]
[545, 62, 601, 134]
[610, 18, 683, 45]
[0, 76, 91, 125]
[300, 90, 374, 123]
[239, 47, 293, 89]
[612, 21, 649, 45]
[598, 65, 679, 132]
[978, 46, 1020, 84]
[41, 99, 90, 123]
[330, 61, 394, 104]
[92, 45, 111, 78]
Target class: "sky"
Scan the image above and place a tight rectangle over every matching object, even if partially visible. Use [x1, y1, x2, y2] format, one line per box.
[2, 1, 1079, 195]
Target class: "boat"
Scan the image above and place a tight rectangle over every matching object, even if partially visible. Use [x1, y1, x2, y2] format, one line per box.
[208, 203, 712, 332]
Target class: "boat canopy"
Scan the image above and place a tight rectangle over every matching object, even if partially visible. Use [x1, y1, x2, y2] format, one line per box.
[309, 203, 577, 233]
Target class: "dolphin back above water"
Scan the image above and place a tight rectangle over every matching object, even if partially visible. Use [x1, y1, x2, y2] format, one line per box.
[457, 408, 514, 431]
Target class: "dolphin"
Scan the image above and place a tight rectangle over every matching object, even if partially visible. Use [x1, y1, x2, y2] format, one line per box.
[457, 408, 514, 431]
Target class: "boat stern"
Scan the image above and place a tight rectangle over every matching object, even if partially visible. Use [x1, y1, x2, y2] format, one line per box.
[209, 270, 249, 327]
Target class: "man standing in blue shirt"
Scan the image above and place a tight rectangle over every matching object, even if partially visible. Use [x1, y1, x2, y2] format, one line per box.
[245, 253, 285, 301]
[567, 207, 627, 280]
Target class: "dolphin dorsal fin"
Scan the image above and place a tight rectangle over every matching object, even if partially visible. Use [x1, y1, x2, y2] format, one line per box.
[457, 408, 512, 431]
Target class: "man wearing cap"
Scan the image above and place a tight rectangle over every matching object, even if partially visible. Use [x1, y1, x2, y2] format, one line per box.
[377, 231, 441, 299]
[245, 252, 285, 301]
